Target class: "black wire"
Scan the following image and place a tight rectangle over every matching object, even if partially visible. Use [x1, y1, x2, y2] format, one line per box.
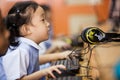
[68, 47, 77, 65]
[68, 47, 77, 57]
[80, 39, 120, 78]
[67, 44, 97, 78]
[81, 44, 91, 56]
[74, 44, 90, 56]
[86, 44, 96, 79]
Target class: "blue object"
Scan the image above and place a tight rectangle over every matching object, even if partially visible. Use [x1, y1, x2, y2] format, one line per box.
[114, 60, 120, 80]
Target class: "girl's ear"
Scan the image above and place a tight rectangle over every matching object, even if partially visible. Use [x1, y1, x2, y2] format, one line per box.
[4, 29, 10, 40]
[20, 24, 32, 36]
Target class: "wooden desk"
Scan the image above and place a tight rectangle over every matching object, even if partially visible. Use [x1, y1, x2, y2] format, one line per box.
[94, 43, 120, 80]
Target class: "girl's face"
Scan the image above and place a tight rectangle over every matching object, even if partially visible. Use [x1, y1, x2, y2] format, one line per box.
[28, 6, 50, 43]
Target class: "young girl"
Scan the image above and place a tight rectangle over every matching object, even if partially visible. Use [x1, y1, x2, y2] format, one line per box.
[3, 1, 71, 80]
[0, 9, 9, 80]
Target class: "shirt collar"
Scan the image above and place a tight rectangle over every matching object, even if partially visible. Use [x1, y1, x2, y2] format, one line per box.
[18, 37, 40, 50]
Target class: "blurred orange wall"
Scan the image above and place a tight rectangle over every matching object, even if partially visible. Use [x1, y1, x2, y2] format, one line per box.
[94, 0, 110, 23]
[0, 0, 110, 36]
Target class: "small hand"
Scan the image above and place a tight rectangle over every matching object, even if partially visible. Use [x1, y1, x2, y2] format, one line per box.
[44, 65, 66, 79]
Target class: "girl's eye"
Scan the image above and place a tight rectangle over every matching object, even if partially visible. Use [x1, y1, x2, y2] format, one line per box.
[41, 19, 45, 22]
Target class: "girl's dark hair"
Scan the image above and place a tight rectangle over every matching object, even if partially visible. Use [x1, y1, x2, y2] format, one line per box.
[41, 5, 51, 12]
[5, 1, 39, 47]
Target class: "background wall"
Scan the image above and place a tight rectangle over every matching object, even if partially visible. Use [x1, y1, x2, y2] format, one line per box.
[0, 0, 110, 36]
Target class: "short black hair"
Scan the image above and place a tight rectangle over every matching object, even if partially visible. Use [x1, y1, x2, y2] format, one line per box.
[5, 1, 39, 47]
[41, 5, 51, 12]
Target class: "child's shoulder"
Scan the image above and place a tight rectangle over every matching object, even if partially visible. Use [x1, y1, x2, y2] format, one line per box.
[2, 43, 30, 62]
[6, 43, 31, 56]
[18, 42, 31, 50]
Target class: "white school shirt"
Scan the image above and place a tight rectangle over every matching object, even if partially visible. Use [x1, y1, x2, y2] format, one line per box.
[0, 57, 7, 80]
[3, 37, 40, 80]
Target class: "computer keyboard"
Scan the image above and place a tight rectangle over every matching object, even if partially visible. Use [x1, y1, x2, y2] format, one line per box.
[50, 58, 80, 78]
[48, 76, 82, 80]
